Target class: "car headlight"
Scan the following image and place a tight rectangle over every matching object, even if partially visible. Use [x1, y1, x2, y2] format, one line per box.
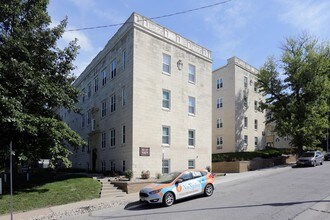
[149, 189, 162, 195]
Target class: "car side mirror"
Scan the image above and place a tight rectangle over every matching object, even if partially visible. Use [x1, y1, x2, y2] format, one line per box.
[176, 178, 183, 184]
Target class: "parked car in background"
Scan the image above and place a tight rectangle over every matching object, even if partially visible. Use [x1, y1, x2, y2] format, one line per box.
[139, 169, 215, 206]
[324, 152, 330, 161]
[296, 151, 324, 167]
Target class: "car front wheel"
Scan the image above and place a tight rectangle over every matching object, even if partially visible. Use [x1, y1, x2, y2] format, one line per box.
[163, 192, 175, 207]
[204, 184, 214, 197]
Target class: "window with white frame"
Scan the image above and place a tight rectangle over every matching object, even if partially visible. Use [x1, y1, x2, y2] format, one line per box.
[254, 119, 258, 130]
[111, 59, 117, 79]
[101, 100, 107, 117]
[162, 53, 171, 74]
[110, 94, 116, 113]
[216, 78, 223, 89]
[162, 159, 170, 174]
[110, 129, 115, 146]
[102, 70, 107, 86]
[188, 96, 196, 115]
[254, 100, 258, 111]
[188, 130, 195, 147]
[162, 90, 171, 109]
[94, 77, 98, 92]
[217, 118, 223, 128]
[254, 137, 258, 147]
[188, 64, 196, 83]
[121, 86, 126, 106]
[244, 76, 248, 88]
[162, 126, 170, 145]
[122, 50, 126, 70]
[244, 135, 248, 145]
[254, 81, 258, 92]
[122, 125, 126, 144]
[244, 117, 248, 128]
[243, 96, 248, 108]
[188, 160, 195, 169]
[101, 132, 106, 148]
[217, 98, 223, 108]
[216, 136, 223, 147]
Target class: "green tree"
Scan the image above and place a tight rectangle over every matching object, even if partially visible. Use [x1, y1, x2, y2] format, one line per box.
[0, 0, 84, 169]
[257, 34, 330, 154]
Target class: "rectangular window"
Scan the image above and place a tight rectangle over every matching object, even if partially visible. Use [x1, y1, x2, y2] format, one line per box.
[255, 137, 258, 147]
[188, 130, 195, 147]
[111, 59, 117, 79]
[87, 83, 91, 98]
[87, 110, 91, 125]
[122, 160, 126, 172]
[121, 86, 126, 107]
[243, 96, 248, 108]
[244, 76, 248, 88]
[254, 119, 258, 130]
[101, 161, 106, 172]
[254, 81, 258, 92]
[101, 100, 107, 117]
[216, 78, 223, 89]
[216, 136, 223, 147]
[110, 129, 116, 147]
[94, 77, 98, 92]
[244, 135, 248, 145]
[188, 96, 196, 115]
[162, 90, 171, 109]
[188, 64, 196, 83]
[188, 160, 195, 169]
[217, 98, 223, 108]
[110, 94, 116, 113]
[122, 51, 126, 70]
[81, 114, 85, 128]
[217, 118, 223, 128]
[110, 161, 115, 171]
[162, 126, 170, 145]
[254, 100, 258, 111]
[162, 159, 170, 174]
[162, 53, 171, 74]
[102, 70, 107, 86]
[122, 125, 126, 144]
[101, 132, 106, 149]
[244, 117, 248, 128]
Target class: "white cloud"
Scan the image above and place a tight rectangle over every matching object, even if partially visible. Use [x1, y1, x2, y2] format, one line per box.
[278, 0, 330, 36]
[62, 30, 93, 52]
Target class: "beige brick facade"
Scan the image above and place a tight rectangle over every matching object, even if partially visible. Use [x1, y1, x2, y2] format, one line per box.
[212, 57, 266, 153]
[59, 13, 212, 177]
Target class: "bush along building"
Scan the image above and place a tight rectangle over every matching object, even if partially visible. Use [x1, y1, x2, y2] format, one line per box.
[59, 13, 212, 177]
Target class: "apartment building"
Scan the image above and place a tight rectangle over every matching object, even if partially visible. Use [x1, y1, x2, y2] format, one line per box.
[212, 57, 266, 153]
[59, 13, 212, 177]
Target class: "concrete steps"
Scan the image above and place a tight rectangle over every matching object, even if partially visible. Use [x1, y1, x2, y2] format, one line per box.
[97, 178, 126, 198]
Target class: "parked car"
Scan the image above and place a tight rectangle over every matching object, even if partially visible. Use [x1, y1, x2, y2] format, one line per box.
[296, 151, 324, 167]
[324, 152, 330, 161]
[139, 169, 215, 206]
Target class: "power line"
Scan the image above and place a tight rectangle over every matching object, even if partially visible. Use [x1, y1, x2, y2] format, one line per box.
[65, 0, 233, 32]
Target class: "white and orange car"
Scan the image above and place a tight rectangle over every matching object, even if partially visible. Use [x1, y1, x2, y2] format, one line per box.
[139, 169, 215, 206]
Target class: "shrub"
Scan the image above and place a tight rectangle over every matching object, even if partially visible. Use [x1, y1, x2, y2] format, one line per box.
[124, 170, 133, 181]
[141, 170, 150, 179]
[156, 173, 162, 179]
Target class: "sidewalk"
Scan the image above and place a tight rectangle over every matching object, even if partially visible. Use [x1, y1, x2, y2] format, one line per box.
[0, 165, 328, 220]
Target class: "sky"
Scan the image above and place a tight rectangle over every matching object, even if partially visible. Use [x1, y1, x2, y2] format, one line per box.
[48, 0, 330, 77]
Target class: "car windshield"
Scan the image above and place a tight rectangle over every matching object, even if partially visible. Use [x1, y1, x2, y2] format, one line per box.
[301, 152, 314, 157]
[157, 172, 181, 184]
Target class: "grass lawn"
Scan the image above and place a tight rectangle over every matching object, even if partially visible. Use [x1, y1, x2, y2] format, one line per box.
[0, 173, 101, 215]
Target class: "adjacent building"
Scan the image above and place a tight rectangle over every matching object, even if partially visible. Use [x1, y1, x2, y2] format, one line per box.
[212, 57, 266, 153]
[59, 13, 213, 177]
